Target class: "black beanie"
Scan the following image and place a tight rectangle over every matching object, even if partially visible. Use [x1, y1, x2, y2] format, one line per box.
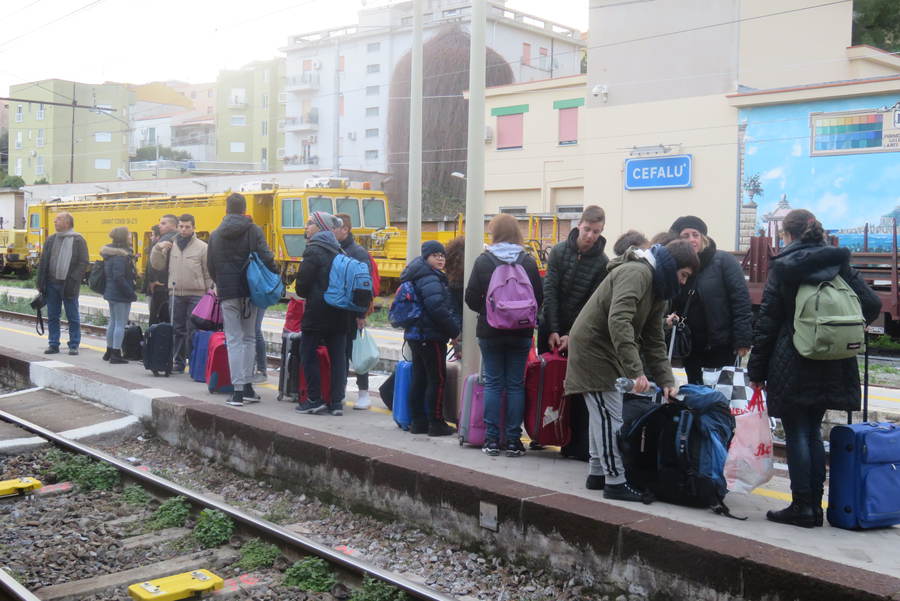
[421, 240, 446, 259]
[670, 215, 708, 236]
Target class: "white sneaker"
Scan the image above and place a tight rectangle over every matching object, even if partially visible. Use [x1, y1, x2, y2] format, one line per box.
[354, 391, 371, 410]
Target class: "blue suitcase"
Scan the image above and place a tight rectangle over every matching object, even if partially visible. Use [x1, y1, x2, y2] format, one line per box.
[189, 330, 213, 383]
[392, 361, 413, 430]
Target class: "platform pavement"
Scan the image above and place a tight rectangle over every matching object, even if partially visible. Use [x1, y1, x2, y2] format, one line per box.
[0, 318, 897, 582]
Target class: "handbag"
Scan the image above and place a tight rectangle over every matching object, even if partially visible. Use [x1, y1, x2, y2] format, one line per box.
[190, 291, 223, 331]
[724, 387, 775, 493]
[351, 328, 379, 374]
[666, 289, 694, 360]
[30, 293, 46, 335]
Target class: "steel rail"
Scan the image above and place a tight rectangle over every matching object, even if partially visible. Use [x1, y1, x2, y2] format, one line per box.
[0, 408, 457, 601]
[0, 566, 42, 601]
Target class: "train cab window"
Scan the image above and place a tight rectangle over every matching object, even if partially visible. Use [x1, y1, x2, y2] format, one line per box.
[308, 196, 333, 216]
[363, 198, 386, 229]
[283, 234, 307, 257]
[281, 198, 302, 227]
[29, 214, 40, 228]
[336, 197, 361, 227]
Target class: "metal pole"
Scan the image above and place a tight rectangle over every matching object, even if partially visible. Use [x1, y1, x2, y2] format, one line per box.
[461, 0, 486, 379]
[69, 82, 77, 183]
[405, 0, 424, 263]
[333, 42, 341, 178]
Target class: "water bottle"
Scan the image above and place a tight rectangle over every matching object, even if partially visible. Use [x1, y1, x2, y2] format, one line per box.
[615, 377, 658, 395]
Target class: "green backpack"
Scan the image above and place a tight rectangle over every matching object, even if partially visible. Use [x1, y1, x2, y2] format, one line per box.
[793, 275, 865, 360]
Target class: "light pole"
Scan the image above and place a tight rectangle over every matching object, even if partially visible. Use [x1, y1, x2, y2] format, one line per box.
[405, 0, 424, 264]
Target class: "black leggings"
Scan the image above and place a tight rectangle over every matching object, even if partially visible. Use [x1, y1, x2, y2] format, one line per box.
[683, 346, 736, 384]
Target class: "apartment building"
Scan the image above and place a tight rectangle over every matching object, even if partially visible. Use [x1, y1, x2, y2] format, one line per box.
[215, 59, 285, 171]
[280, 0, 584, 174]
[8, 79, 133, 184]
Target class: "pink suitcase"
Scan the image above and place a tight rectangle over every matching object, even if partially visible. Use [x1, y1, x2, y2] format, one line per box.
[458, 374, 505, 447]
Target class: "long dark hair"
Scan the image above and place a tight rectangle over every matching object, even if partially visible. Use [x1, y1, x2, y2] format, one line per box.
[444, 236, 465, 286]
[782, 209, 825, 244]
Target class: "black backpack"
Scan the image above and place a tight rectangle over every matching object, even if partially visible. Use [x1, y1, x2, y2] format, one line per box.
[88, 261, 106, 294]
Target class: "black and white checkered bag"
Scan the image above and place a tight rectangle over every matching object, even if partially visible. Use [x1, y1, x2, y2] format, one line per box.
[702, 361, 753, 413]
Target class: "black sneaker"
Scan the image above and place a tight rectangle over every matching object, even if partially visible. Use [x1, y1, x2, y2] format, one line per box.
[329, 406, 343, 416]
[409, 421, 429, 434]
[505, 439, 526, 457]
[482, 439, 500, 456]
[585, 475, 605, 490]
[68, 348, 79, 356]
[44, 346, 59, 355]
[603, 482, 644, 502]
[226, 391, 244, 407]
[428, 421, 456, 437]
[243, 384, 261, 403]
[295, 399, 326, 414]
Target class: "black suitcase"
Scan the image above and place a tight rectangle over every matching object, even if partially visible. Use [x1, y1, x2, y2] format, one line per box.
[560, 393, 589, 461]
[143, 322, 173, 376]
[122, 323, 143, 361]
[277, 331, 302, 401]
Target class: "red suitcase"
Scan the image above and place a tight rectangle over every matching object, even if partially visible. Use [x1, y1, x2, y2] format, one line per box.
[298, 345, 332, 403]
[206, 331, 233, 393]
[524, 350, 571, 447]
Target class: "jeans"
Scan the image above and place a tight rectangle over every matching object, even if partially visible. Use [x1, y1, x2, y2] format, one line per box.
[346, 331, 369, 392]
[254, 305, 267, 372]
[684, 346, 737, 384]
[221, 298, 258, 388]
[172, 295, 201, 370]
[478, 336, 531, 442]
[106, 301, 131, 350]
[300, 330, 347, 408]
[409, 339, 447, 424]
[781, 406, 827, 499]
[45, 281, 80, 350]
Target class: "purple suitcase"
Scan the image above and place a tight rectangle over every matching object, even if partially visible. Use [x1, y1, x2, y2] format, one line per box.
[458, 374, 505, 447]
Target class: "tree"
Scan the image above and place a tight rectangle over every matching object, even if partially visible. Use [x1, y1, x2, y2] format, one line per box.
[131, 146, 193, 161]
[853, 0, 900, 51]
[1, 175, 25, 189]
[33, 177, 49, 185]
[743, 173, 764, 204]
[0, 131, 7, 173]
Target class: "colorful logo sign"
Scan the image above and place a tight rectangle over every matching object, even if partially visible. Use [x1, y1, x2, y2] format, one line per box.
[624, 155, 693, 190]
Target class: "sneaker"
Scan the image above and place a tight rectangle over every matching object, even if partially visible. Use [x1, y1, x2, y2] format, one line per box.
[242, 384, 261, 401]
[226, 391, 244, 407]
[585, 475, 605, 490]
[68, 348, 79, 356]
[353, 391, 371, 410]
[603, 482, 645, 503]
[428, 421, 456, 437]
[505, 439, 527, 457]
[409, 421, 429, 434]
[44, 346, 59, 355]
[295, 399, 326, 415]
[330, 407, 344, 416]
[482, 439, 500, 456]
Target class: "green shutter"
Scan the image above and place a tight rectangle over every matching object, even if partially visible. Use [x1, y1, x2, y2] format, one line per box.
[553, 98, 585, 110]
[490, 104, 529, 117]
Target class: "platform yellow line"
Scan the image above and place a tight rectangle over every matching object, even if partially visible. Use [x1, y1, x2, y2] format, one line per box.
[0, 324, 105, 353]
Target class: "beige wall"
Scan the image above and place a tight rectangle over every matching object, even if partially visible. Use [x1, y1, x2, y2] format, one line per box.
[583, 94, 740, 250]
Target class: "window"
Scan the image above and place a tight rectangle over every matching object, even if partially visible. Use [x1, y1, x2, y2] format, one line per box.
[231, 115, 247, 126]
[302, 59, 313, 71]
[363, 198, 386, 228]
[261, 120, 268, 136]
[147, 127, 157, 145]
[283, 234, 307, 256]
[366, 85, 379, 96]
[208, 89, 213, 98]
[30, 213, 40, 228]
[500, 207, 527, 215]
[15, 105, 23, 122]
[339, 94, 344, 117]
[558, 107, 578, 145]
[94, 158, 112, 170]
[262, 94, 268, 109]
[261, 148, 267, 166]
[230, 141, 246, 153]
[281, 197, 303, 227]
[443, 8, 460, 16]
[336, 197, 361, 226]
[14, 158, 22, 176]
[539, 47, 549, 70]
[309, 196, 334, 215]
[14, 131, 22, 149]
[95, 131, 111, 142]
[365, 149, 379, 160]
[496, 113, 524, 149]
[191, 91, 197, 99]
[207, 106, 213, 114]
[36, 104, 45, 120]
[230, 88, 246, 105]
[522, 42, 531, 66]
[37, 128, 45, 146]
[365, 128, 379, 138]
[366, 64, 380, 74]
[338, 55, 345, 72]
[262, 69, 269, 83]
[366, 106, 379, 117]
[35, 156, 44, 176]
[401, 16, 412, 26]
[367, 42, 381, 52]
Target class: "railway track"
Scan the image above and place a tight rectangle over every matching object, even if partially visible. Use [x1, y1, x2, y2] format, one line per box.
[0, 407, 457, 601]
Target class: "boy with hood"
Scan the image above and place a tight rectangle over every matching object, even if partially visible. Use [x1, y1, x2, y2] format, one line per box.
[401, 241, 461, 436]
[564, 239, 699, 501]
[294, 211, 351, 416]
[207, 193, 278, 407]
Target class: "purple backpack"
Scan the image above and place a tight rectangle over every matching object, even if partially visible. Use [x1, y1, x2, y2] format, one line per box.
[485, 253, 537, 330]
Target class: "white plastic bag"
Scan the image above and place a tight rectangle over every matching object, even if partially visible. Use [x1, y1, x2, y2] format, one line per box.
[351, 328, 379, 374]
[724, 387, 775, 494]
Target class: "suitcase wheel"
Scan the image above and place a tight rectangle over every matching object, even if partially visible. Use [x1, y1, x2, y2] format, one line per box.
[458, 437, 463, 447]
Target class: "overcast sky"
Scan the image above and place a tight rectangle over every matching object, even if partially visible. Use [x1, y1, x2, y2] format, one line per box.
[0, 0, 588, 97]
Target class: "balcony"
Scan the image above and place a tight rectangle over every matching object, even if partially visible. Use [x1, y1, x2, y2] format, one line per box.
[282, 113, 319, 133]
[283, 155, 320, 168]
[227, 98, 248, 109]
[284, 72, 320, 92]
[128, 159, 265, 175]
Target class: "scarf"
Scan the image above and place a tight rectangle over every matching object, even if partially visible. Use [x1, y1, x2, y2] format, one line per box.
[50, 229, 79, 281]
[648, 244, 681, 301]
[177, 234, 192, 251]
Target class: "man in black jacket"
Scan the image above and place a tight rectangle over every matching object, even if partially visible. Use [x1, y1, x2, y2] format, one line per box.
[207, 193, 278, 407]
[295, 211, 351, 416]
[146, 214, 178, 325]
[36, 212, 89, 355]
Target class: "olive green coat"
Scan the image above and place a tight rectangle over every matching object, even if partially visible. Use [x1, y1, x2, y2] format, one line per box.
[563, 250, 675, 395]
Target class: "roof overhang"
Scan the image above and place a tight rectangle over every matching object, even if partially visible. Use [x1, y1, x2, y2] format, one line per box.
[728, 75, 900, 108]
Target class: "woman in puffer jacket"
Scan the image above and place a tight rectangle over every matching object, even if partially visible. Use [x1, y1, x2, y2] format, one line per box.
[749, 209, 880, 528]
[100, 226, 137, 364]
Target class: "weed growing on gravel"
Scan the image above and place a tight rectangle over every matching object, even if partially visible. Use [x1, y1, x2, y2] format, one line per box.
[122, 485, 152, 506]
[283, 557, 336, 592]
[350, 575, 407, 601]
[261, 498, 295, 524]
[193, 509, 235, 548]
[45, 449, 120, 491]
[167, 534, 197, 553]
[148, 496, 191, 530]
[237, 538, 281, 570]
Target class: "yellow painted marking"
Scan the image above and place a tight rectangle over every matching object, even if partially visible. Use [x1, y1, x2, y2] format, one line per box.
[0, 325, 104, 352]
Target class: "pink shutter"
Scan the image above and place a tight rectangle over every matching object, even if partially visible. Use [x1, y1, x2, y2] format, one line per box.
[558, 107, 578, 145]
[497, 114, 523, 149]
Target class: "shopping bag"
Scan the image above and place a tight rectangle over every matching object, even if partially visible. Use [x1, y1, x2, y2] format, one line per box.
[702, 362, 753, 413]
[351, 328, 379, 374]
[190, 291, 222, 331]
[284, 298, 305, 333]
[724, 387, 775, 494]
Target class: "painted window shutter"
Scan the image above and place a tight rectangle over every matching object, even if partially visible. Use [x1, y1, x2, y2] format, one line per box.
[558, 107, 578, 145]
[497, 113, 524, 149]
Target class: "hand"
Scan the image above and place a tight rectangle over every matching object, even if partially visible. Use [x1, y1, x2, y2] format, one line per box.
[632, 375, 651, 394]
[736, 347, 750, 357]
[356, 317, 367, 330]
[548, 332, 561, 350]
[158, 240, 173, 251]
[557, 335, 570, 352]
[665, 313, 680, 327]
[663, 387, 678, 402]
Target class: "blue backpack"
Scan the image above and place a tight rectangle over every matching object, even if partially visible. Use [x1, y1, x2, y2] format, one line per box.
[389, 280, 422, 329]
[246, 251, 284, 309]
[324, 252, 373, 312]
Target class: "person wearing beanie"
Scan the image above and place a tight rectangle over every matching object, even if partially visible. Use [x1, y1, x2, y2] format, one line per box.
[666, 215, 753, 384]
[397, 239, 460, 436]
[100, 226, 137, 364]
[294, 209, 351, 416]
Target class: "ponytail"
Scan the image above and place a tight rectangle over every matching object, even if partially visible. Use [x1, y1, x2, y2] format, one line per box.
[782, 209, 824, 244]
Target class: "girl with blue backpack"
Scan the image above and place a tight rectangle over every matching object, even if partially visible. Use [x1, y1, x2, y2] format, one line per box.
[398, 241, 461, 436]
[464, 214, 543, 457]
